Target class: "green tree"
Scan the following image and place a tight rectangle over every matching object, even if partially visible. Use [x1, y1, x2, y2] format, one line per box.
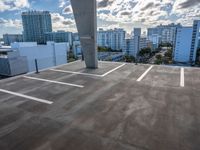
[138, 47, 151, 57]
[156, 54, 162, 60]
[98, 46, 108, 52]
[68, 51, 77, 62]
[159, 42, 172, 48]
[154, 54, 163, 65]
[164, 48, 172, 59]
[123, 55, 135, 63]
[163, 48, 173, 64]
[97, 46, 119, 52]
[108, 47, 113, 52]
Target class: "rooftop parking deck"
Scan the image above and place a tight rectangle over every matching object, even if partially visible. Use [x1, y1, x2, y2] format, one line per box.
[0, 61, 200, 150]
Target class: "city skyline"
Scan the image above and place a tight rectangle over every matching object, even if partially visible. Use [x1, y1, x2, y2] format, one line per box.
[0, 0, 200, 37]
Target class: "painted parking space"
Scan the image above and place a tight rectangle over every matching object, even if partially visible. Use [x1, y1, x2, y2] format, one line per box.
[23, 76, 84, 88]
[0, 73, 85, 104]
[0, 89, 53, 104]
[53, 61, 126, 76]
[50, 63, 126, 78]
[184, 67, 200, 91]
[137, 65, 154, 82]
[0, 61, 200, 150]
[136, 65, 181, 87]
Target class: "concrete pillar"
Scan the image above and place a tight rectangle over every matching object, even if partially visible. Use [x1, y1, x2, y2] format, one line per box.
[71, 0, 98, 69]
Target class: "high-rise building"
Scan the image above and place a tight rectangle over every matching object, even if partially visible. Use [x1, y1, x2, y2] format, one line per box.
[125, 39, 135, 56]
[133, 28, 141, 57]
[190, 20, 200, 63]
[97, 28, 126, 51]
[22, 11, 52, 44]
[147, 23, 182, 47]
[173, 20, 200, 64]
[133, 28, 141, 36]
[72, 33, 80, 41]
[73, 41, 82, 58]
[139, 37, 148, 50]
[173, 27, 193, 63]
[3, 34, 23, 46]
[147, 34, 161, 50]
[45, 31, 73, 46]
[124, 28, 149, 57]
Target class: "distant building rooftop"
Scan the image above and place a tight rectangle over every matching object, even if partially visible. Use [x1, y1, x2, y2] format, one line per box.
[0, 45, 11, 49]
[21, 10, 50, 15]
[0, 61, 199, 150]
[0, 48, 13, 52]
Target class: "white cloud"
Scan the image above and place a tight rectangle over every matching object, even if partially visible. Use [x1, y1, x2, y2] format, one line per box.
[62, 5, 73, 15]
[13, 0, 30, 8]
[0, 18, 22, 28]
[0, 0, 30, 12]
[0, 0, 199, 34]
[96, 0, 200, 31]
[51, 13, 76, 32]
[59, 0, 66, 8]
[0, 1, 10, 12]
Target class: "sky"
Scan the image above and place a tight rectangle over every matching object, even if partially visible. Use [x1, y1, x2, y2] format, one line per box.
[0, 0, 200, 37]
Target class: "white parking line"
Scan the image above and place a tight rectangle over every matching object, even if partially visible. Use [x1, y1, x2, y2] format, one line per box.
[180, 68, 185, 87]
[101, 63, 126, 77]
[0, 89, 53, 104]
[99, 61, 125, 65]
[137, 65, 154, 82]
[49, 69, 102, 77]
[23, 76, 84, 88]
[50, 63, 126, 78]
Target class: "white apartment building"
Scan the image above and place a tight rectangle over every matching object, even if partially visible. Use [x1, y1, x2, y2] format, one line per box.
[148, 23, 181, 48]
[190, 20, 200, 63]
[125, 28, 149, 57]
[125, 38, 149, 57]
[73, 41, 82, 57]
[140, 37, 148, 50]
[132, 28, 141, 56]
[125, 39, 135, 56]
[173, 20, 200, 64]
[45, 31, 73, 46]
[148, 34, 161, 50]
[133, 28, 141, 36]
[173, 27, 193, 63]
[11, 42, 69, 72]
[161, 27, 177, 44]
[3, 34, 23, 46]
[97, 28, 126, 51]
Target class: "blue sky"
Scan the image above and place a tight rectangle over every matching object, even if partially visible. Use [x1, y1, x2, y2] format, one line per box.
[0, 0, 200, 37]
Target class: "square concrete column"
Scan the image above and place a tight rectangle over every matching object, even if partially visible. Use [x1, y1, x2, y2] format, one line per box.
[71, 0, 98, 69]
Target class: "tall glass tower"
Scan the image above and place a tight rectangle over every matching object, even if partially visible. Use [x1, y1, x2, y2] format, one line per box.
[22, 11, 52, 44]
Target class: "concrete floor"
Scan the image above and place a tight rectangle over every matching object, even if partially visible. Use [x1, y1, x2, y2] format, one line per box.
[0, 61, 200, 150]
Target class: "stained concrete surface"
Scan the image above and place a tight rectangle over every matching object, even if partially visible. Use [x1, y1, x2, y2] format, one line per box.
[0, 61, 200, 150]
